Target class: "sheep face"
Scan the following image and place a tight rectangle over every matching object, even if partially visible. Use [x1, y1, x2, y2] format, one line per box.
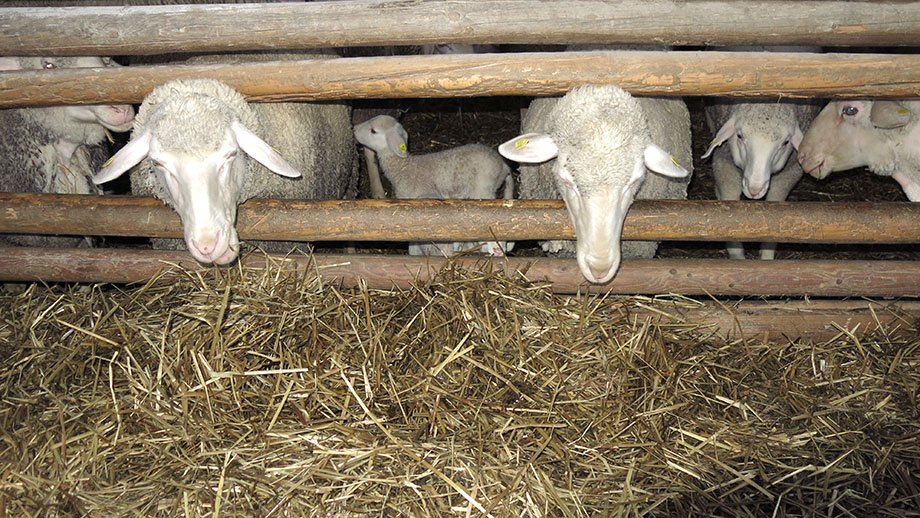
[799, 100, 909, 179]
[94, 84, 301, 265]
[353, 115, 409, 158]
[500, 85, 687, 284]
[0, 56, 135, 134]
[703, 104, 802, 199]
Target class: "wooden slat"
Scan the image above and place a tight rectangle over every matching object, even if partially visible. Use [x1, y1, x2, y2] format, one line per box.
[2, 194, 920, 244]
[3, 248, 920, 298]
[646, 299, 920, 342]
[0, 1, 917, 56]
[1, 51, 919, 108]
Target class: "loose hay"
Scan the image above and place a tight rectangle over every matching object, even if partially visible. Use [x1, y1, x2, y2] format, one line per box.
[1, 258, 919, 517]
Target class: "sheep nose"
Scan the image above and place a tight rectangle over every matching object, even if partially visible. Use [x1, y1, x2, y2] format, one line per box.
[190, 231, 222, 259]
[585, 255, 613, 283]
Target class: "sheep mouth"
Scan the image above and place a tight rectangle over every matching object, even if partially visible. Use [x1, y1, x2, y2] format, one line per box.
[802, 159, 826, 179]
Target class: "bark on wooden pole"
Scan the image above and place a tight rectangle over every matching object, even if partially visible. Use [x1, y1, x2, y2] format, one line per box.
[3, 247, 920, 298]
[2, 193, 920, 244]
[2, 51, 920, 108]
[0, 1, 917, 56]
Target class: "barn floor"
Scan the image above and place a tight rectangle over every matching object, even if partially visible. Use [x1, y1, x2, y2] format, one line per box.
[1, 260, 919, 517]
[3, 95, 920, 517]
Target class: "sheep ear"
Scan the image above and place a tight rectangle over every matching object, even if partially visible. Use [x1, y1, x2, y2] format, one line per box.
[231, 120, 301, 178]
[701, 116, 736, 159]
[644, 143, 689, 178]
[870, 101, 911, 129]
[498, 133, 558, 163]
[0, 57, 21, 71]
[386, 127, 409, 158]
[93, 130, 151, 184]
[791, 126, 805, 150]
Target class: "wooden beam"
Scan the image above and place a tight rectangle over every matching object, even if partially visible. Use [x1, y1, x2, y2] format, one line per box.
[1, 51, 919, 108]
[651, 299, 920, 342]
[0, 1, 917, 56]
[2, 194, 920, 244]
[3, 248, 920, 298]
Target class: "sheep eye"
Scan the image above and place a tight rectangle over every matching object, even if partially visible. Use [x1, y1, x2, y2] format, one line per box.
[370, 128, 377, 135]
[842, 106, 859, 117]
[781, 139, 789, 147]
[736, 133, 743, 141]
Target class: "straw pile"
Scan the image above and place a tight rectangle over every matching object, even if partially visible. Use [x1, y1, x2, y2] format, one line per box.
[1, 256, 919, 517]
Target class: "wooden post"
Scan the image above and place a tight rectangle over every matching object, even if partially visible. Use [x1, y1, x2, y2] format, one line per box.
[1, 1, 917, 56]
[1, 51, 919, 108]
[3, 247, 920, 298]
[2, 194, 920, 244]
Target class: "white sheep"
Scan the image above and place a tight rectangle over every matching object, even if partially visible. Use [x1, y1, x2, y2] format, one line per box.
[0, 56, 135, 248]
[701, 99, 820, 259]
[798, 99, 920, 201]
[499, 83, 691, 284]
[353, 114, 514, 256]
[94, 69, 354, 265]
[356, 43, 497, 200]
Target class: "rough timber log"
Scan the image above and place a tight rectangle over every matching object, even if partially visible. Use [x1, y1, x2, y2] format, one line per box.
[3, 248, 920, 299]
[2, 194, 920, 244]
[0, 51, 918, 108]
[0, 1, 917, 56]
[0, 248, 920, 341]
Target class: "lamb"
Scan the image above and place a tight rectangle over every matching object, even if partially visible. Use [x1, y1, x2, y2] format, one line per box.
[798, 99, 920, 201]
[0, 56, 135, 248]
[498, 83, 691, 284]
[701, 99, 820, 259]
[353, 115, 514, 256]
[94, 70, 354, 265]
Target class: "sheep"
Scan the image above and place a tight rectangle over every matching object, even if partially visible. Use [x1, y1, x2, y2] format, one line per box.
[353, 114, 514, 256]
[354, 43, 497, 200]
[94, 68, 354, 265]
[498, 83, 691, 284]
[701, 99, 820, 259]
[798, 99, 920, 201]
[0, 56, 135, 248]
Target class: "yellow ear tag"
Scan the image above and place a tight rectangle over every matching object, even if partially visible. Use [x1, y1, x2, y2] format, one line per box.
[897, 107, 911, 115]
[102, 155, 114, 168]
[514, 138, 529, 150]
[398, 143, 407, 154]
[670, 154, 679, 166]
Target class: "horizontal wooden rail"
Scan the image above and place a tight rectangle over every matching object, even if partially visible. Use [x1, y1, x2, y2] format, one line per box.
[3, 248, 920, 298]
[2, 51, 920, 108]
[0, 1, 917, 56]
[2, 194, 920, 244]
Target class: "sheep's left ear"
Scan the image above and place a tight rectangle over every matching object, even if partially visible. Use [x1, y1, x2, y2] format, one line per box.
[231, 120, 301, 178]
[498, 133, 558, 163]
[386, 126, 409, 158]
[870, 101, 911, 129]
[644, 143, 689, 178]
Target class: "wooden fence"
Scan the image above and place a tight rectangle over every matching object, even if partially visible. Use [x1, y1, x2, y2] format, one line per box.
[1, 1, 919, 338]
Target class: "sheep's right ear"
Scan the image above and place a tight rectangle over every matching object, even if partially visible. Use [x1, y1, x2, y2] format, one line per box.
[231, 120, 301, 178]
[701, 116, 736, 159]
[93, 130, 152, 184]
[870, 101, 911, 129]
[498, 133, 558, 163]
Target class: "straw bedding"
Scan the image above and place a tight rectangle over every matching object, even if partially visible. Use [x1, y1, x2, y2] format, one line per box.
[1, 257, 919, 517]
